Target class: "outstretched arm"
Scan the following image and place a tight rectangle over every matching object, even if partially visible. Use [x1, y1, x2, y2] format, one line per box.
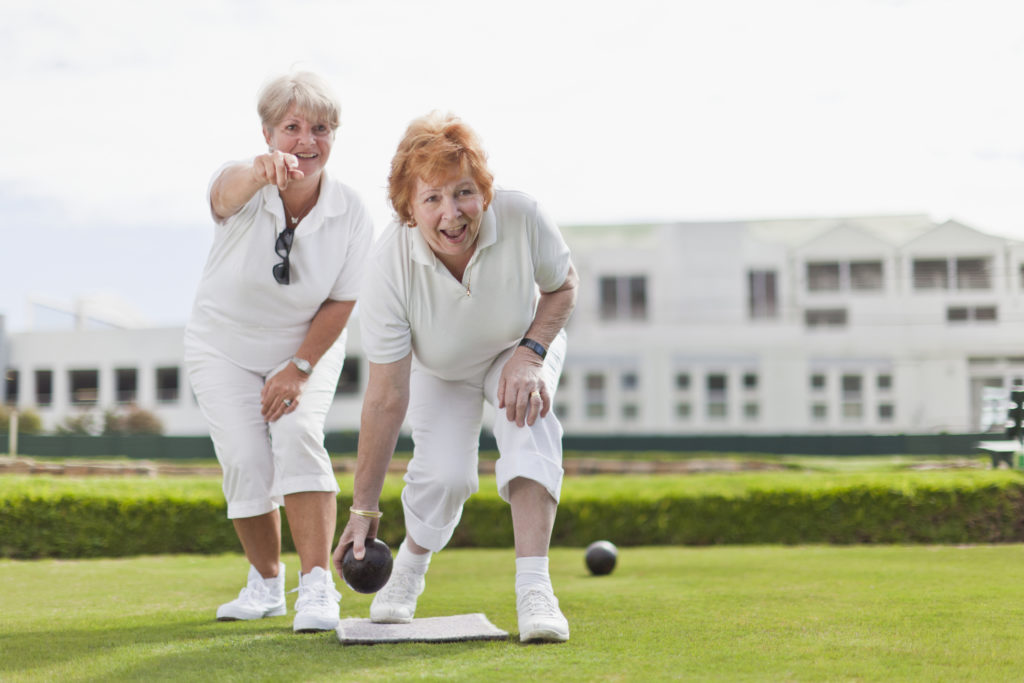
[333, 353, 412, 568]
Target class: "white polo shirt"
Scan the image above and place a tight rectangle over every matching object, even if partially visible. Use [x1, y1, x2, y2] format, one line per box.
[185, 164, 372, 372]
[359, 189, 571, 382]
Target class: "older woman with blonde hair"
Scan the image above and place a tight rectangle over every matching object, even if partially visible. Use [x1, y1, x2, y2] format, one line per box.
[185, 70, 372, 632]
[333, 111, 578, 643]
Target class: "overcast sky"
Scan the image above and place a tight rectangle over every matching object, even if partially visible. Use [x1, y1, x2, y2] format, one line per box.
[3, 0, 1023, 332]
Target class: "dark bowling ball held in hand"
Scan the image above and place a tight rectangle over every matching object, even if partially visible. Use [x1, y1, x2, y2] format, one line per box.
[342, 538, 394, 593]
[585, 540, 618, 576]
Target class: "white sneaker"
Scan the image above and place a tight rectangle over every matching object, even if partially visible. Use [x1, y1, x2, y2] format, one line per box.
[517, 588, 570, 643]
[292, 566, 342, 633]
[369, 566, 426, 624]
[216, 563, 286, 621]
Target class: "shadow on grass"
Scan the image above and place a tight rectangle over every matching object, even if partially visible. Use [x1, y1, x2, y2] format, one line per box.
[0, 616, 508, 680]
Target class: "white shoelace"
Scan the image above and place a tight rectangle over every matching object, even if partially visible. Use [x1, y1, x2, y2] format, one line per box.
[378, 570, 423, 605]
[237, 581, 273, 605]
[292, 581, 341, 610]
[518, 589, 560, 617]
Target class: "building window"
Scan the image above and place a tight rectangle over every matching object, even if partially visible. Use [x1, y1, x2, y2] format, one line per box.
[35, 369, 53, 407]
[850, 261, 884, 291]
[807, 262, 841, 292]
[706, 373, 727, 420]
[842, 374, 862, 399]
[842, 403, 864, 419]
[811, 403, 827, 421]
[913, 259, 948, 290]
[554, 403, 569, 420]
[743, 402, 759, 420]
[805, 309, 847, 328]
[743, 373, 758, 390]
[622, 403, 639, 420]
[956, 258, 991, 290]
[599, 275, 647, 321]
[675, 402, 691, 419]
[335, 357, 362, 395]
[115, 368, 137, 404]
[156, 366, 180, 403]
[877, 374, 892, 391]
[675, 373, 690, 391]
[69, 370, 99, 406]
[4, 369, 18, 406]
[621, 372, 639, 391]
[748, 270, 778, 319]
[914, 257, 992, 291]
[878, 403, 895, 421]
[559, 373, 569, 389]
[585, 373, 606, 418]
[810, 373, 826, 391]
[947, 306, 998, 323]
[841, 374, 862, 421]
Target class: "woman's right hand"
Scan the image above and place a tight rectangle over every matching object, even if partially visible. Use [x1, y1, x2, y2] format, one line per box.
[332, 512, 379, 576]
[252, 151, 305, 191]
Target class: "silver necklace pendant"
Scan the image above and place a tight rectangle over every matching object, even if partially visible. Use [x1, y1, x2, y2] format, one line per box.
[290, 215, 299, 225]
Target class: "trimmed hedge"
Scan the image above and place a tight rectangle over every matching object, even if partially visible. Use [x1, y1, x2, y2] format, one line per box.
[3, 474, 1024, 558]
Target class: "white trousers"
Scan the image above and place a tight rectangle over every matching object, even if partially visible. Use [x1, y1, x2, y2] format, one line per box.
[185, 341, 345, 519]
[401, 330, 567, 552]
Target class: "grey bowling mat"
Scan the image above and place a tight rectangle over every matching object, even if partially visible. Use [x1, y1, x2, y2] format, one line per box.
[336, 613, 509, 645]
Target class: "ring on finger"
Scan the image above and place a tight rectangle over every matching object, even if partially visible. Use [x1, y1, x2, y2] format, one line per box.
[529, 391, 541, 399]
[282, 398, 292, 407]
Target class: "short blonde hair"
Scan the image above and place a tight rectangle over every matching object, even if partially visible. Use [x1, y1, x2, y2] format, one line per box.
[257, 71, 341, 131]
[388, 111, 494, 226]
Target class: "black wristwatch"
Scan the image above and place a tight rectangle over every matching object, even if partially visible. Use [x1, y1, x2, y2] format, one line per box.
[518, 338, 547, 360]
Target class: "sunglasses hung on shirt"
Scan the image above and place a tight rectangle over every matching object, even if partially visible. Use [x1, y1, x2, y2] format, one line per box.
[273, 227, 294, 285]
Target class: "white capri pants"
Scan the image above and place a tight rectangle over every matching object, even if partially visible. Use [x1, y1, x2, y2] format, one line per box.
[185, 340, 345, 519]
[402, 330, 567, 552]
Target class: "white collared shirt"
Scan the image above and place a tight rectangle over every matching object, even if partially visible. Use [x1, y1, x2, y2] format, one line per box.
[185, 162, 372, 372]
[359, 189, 571, 382]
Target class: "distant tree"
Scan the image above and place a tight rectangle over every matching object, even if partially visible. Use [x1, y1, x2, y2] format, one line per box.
[55, 412, 99, 435]
[103, 406, 164, 435]
[0, 406, 43, 434]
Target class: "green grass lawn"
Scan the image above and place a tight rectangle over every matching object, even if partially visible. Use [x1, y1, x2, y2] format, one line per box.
[4, 545, 1024, 681]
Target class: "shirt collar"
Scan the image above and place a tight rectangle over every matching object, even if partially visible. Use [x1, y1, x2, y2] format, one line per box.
[261, 167, 347, 234]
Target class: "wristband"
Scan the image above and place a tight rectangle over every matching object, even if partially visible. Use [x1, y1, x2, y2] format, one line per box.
[349, 507, 383, 519]
[518, 338, 547, 360]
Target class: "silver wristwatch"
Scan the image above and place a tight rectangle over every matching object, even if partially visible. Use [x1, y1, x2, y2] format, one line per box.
[291, 356, 313, 375]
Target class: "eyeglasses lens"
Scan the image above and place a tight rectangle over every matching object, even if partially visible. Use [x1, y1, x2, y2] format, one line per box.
[273, 228, 294, 284]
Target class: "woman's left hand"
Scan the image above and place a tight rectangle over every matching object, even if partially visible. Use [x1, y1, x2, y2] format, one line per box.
[497, 349, 549, 427]
[261, 365, 307, 422]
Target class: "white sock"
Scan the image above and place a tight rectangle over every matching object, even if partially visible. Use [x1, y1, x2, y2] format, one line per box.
[395, 538, 432, 574]
[515, 556, 552, 595]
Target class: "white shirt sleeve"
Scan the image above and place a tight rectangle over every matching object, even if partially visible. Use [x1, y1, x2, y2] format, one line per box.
[531, 200, 572, 292]
[328, 191, 374, 302]
[358, 226, 413, 364]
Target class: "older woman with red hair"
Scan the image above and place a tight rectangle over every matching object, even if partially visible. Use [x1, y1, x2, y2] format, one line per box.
[333, 111, 578, 643]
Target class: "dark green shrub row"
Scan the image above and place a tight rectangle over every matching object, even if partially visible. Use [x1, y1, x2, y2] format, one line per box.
[4, 477, 1024, 558]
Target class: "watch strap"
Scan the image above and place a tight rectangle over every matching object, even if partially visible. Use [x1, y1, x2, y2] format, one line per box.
[518, 338, 547, 360]
[291, 356, 313, 375]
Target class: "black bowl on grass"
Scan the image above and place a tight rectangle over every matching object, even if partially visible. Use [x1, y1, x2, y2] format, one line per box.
[585, 540, 618, 576]
[341, 538, 394, 594]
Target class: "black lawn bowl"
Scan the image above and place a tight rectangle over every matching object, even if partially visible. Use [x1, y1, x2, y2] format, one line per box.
[585, 540, 618, 576]
[342, 538, 394, 594]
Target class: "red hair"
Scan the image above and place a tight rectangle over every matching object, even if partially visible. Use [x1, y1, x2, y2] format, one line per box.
[388, 111, 494, 226]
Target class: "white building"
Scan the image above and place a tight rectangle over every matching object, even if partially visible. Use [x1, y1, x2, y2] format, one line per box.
[3, 214, 1023, 437]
